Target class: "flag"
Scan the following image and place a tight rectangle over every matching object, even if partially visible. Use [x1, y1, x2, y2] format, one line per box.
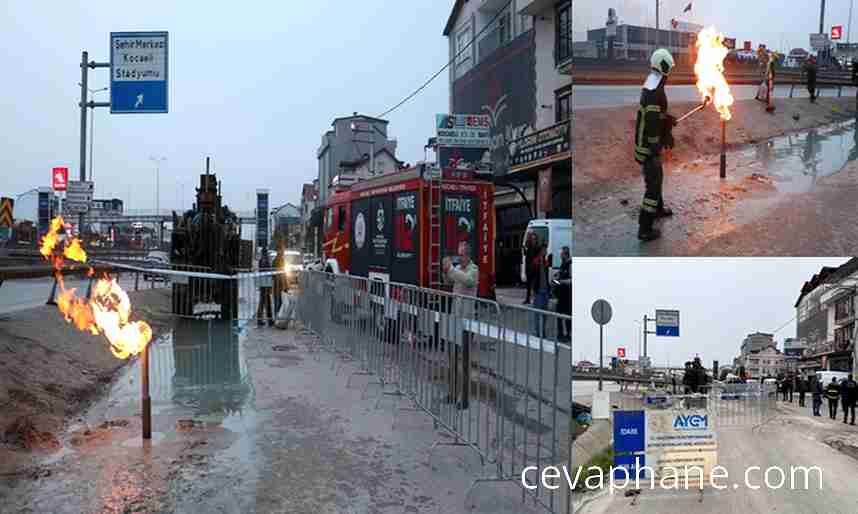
[684, 2, 692, 12]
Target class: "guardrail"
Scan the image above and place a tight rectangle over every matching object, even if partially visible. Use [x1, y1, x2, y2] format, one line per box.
[296, 271, 574, 513]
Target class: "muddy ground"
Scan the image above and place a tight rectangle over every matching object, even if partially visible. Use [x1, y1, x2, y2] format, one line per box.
[0, 286, 172, 477]
[573, 96, 857, 188]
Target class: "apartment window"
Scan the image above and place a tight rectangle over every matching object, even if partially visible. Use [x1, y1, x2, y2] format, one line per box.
[556, 0, 572, 65]
[337, 206, 346, 231]
[456, 25, 472, 71]
[555, 86, 571, 123]
[498, 10, 511, 45]
[835, 295, 855, 322]
[835, 323, 854, 347]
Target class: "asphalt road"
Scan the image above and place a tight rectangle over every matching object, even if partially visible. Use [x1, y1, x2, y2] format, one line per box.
[579, 403, 858, 514]
[0, 275, 139, 314]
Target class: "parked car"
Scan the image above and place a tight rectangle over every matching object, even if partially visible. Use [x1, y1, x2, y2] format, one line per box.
[142, 250, 169, 281]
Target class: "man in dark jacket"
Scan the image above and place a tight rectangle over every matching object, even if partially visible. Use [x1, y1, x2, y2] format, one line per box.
[825, 378, 841, 420]
[256, 250, 274, 327]
[805, 55, 818, 103]
[523, 232, 538, 304]
[798, 377, 807, 407]
[841, 374, 857, 425]
[812, 378, 823, 416]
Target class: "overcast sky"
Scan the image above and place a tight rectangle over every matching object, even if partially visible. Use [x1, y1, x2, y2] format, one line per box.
[572, 257, 849, 368]
[0, 1, 449, 212]
[575, 0, 856, 52]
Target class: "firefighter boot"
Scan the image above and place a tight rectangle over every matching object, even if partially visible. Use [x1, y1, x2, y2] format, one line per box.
[655, 203, 674, 218]
[638, 208, 661, 241]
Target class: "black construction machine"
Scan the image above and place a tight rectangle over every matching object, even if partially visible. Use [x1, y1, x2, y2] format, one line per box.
[170, 158, 253, 319]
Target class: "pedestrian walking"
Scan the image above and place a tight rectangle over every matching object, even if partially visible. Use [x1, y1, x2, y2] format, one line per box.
[554, 246, 571, 342]
[812, 378, 823, 417]
[634, 48, 677, 242]
[256, 249, 274, 327]
[825, 378, 841, 420]
[530, 245, 551, 337]
[841, 374, 857, 425]
[522, 232, 538, 304]
[805, 55, 818, 103]
[443, 241, 479, 411]
[788, 375, 795, 403]
[780, 379, 788, 402]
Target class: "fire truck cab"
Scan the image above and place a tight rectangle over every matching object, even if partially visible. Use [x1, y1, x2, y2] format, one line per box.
[321, 165, 495, 298]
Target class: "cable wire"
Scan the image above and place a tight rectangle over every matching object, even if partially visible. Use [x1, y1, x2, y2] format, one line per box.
[375, 0, 513, 119]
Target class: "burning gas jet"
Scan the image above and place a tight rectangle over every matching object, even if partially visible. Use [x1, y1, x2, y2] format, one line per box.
[40, 216, 152, 359]
[694, 27, 734, 121]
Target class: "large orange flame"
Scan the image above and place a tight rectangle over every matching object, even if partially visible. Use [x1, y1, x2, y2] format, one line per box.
[694, 27, 734, 121]
[39, 216, 152, 359]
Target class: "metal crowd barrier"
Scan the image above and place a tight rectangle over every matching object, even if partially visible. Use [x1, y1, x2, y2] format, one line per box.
[296, 271, 574, 514]
[97, 261, 288, 325]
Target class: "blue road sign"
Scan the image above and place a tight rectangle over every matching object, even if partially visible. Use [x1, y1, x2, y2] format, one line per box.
[613, 410, 645, 454]
[613, 454, 646, 480]
[110, 32, 168, 114]
[655, 309, 680, 337]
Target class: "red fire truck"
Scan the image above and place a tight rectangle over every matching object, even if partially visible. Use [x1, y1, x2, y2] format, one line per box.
[320, 165, 495, 298]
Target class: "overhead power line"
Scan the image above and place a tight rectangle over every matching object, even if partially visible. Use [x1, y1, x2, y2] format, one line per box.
[375, 0, 513, 119]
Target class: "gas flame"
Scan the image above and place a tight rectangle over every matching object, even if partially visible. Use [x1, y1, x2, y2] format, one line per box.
[39, 216, 152, 359]
[39, 217, 64, 258]
[694, 27, 734, 121]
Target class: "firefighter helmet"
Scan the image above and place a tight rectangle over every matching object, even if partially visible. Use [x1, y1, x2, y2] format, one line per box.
[650, 48, 675, 76]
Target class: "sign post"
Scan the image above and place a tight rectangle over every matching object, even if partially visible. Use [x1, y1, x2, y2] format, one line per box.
[65, 181, 94, 216]
[591, 299, 613, 392]
[655, 309, 680, 337]
[256, 189, 270, 252]
[52, 167, 69, 191]
[110, 32, 169, 114]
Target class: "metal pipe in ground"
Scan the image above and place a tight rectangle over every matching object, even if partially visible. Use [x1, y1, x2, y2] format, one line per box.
[720, 119, 727, 179]
[142, 344, 151, 439]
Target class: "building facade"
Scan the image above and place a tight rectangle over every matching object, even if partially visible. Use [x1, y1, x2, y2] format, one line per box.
[300, 182, 318, 256]
[733, 332, 788, 379]
[317, 113, 398, 204]
[443, 0, 571, 284]
[795, 258, 858, 377]
[586, 23, 701, 63]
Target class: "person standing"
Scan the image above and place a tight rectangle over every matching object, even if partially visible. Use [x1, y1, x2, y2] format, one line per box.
[522, 232, 538, 304]
[554, 246, 571, 342]
[842, 374, 857, 425]
[272, 243, 288, 315]
[805, 55, 818, 103]
[825, 377, 841, 420]
[256, 249, 274, 327]
[634, 48, 677, 242]
[798, 377, 807, 408]
[530, 245, 551, 337]
[812, 377, 823, 417]
[786, 377, 794, 403]
[443, 242, 479, 410]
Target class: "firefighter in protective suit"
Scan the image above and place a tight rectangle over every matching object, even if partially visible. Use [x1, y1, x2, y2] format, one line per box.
[635, 48, 677, 241]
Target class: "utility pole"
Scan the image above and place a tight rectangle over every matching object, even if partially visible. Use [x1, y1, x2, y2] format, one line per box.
[79, 51, 88, 234]
[820, 0, 826, 35]
[656, 0, 660, 31]
[849, 0, 854, 44]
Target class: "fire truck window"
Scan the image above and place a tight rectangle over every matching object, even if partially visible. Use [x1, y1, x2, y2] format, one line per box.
[337, 206, 346, 231]
[325, 208, 332, 229]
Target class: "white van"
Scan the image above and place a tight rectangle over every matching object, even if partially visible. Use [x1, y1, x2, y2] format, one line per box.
[816, 371, 850, 385]
[520, 218, 572, 281]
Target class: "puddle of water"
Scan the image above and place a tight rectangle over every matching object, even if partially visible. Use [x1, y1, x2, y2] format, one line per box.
[738, 118, 858, 192]
[120, 431, 167, 448]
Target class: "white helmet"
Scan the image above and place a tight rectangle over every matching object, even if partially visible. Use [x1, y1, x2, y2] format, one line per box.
[650, 48, 675, 76]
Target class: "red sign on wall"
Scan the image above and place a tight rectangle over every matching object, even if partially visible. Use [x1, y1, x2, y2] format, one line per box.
[52, 167, 68, 191]
[618, 347, 626, 358]
[832, 25, 843, 41]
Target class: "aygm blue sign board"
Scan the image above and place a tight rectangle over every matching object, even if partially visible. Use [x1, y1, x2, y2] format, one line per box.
[655, 309, 680, 337]
[110, 32, 168, 113]
[612, 410, 646, 479]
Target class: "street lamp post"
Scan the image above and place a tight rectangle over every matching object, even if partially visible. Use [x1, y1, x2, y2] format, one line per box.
[80, 86, 108, 192]
[149, 156, 167, 248]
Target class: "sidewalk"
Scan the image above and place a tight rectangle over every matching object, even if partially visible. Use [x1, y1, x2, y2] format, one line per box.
[1, 321, 544, 513]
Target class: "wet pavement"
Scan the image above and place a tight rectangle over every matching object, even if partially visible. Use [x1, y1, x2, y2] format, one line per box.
[0, 318, 545, 513]
[573, 115, 858, 256]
